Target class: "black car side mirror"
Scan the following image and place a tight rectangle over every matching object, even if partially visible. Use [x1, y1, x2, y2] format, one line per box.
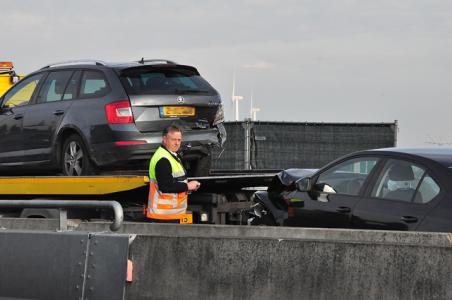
[296, 177, 312, 192]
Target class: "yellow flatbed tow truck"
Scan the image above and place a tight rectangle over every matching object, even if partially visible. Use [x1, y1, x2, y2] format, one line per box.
[0, 175, 195, 224]
[0, 172, 275, 224]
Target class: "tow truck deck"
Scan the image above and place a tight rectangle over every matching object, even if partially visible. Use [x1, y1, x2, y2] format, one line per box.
[0, 173, 276, 224]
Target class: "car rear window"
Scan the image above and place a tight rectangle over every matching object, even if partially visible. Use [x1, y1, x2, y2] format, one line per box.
[119, 66, 216, 95]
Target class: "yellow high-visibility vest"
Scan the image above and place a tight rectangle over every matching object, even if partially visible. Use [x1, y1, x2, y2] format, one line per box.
[147, 146, 188, 220]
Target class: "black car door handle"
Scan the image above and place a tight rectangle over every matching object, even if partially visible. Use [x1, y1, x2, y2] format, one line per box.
[53, 110, 65, 115]
[401, 216, 418, 223]
[336, 206, 351, 213]
[13, 114, 23, 120]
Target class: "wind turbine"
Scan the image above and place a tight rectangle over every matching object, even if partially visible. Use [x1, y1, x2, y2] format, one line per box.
[231, 70, 243, 121]
[249, 89, 260, 121]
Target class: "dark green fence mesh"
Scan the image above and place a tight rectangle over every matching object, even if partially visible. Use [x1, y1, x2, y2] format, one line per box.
[212, 121, 397, 170]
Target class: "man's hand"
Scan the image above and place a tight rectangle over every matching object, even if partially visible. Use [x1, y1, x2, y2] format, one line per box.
[187, 180, 201, 191]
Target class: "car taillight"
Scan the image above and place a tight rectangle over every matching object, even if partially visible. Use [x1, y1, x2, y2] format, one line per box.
[114, 140, 146, 146]
[105, 100, 134, 124]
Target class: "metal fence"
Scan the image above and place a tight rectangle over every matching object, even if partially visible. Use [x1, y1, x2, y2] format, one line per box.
[212, 120, 397, 170]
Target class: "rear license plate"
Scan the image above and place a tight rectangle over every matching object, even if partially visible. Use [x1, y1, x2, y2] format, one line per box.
[160, 106, 195, 117]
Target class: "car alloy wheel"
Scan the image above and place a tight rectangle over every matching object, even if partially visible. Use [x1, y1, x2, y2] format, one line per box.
[64, 141, 84, 176]
[62, 134, 94, 176]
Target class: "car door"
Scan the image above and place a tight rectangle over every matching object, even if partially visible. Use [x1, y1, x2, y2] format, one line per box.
[21, 70, 76, 163]
[285, 156, 380, 228]
[0, 73, 44, 165]
[351, 158, 440, 231]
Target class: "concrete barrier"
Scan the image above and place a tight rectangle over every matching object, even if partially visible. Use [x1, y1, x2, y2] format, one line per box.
[1, 218, 452, 299]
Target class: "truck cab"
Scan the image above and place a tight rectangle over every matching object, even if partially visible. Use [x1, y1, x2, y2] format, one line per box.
[0, 61, 21, 97]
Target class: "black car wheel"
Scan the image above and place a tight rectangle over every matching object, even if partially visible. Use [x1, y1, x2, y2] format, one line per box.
[62, 135, 94, 176]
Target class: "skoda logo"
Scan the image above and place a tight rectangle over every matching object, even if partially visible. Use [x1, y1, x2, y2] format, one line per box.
[177, 96, 185, 104]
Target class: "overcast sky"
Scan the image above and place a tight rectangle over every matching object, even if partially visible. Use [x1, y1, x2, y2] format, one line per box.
[2, 0, 452, 146]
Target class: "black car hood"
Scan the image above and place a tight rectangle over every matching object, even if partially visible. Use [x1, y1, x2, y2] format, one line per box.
[276, 168, 317, 186]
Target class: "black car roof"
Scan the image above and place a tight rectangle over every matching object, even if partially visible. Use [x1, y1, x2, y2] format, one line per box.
[38, 59, 197, 72]
[361, 147, 452, 168]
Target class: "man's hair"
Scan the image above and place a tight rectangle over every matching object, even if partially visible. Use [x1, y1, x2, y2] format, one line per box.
[162, 125, 183, 137]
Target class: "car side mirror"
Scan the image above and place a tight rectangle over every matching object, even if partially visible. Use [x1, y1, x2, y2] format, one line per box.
[296, 177, 312, 192]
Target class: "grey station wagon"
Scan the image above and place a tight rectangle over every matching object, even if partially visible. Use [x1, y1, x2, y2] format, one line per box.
[0, 59, 226, 176]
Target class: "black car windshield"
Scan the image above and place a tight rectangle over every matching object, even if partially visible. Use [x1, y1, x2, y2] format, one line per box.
[119, 66, 217, 95]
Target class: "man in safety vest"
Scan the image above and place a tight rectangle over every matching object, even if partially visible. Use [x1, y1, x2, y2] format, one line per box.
[147, 125, 201, 222]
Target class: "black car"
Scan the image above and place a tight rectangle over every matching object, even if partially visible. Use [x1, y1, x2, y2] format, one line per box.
[0, 59, 225, 176]
[249, 148, 452, 232]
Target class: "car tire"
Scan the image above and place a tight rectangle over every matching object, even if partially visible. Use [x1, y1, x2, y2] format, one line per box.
[61, 134, 95, 176]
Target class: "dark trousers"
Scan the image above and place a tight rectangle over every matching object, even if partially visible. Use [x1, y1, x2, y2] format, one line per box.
[147, 218, 180, 224]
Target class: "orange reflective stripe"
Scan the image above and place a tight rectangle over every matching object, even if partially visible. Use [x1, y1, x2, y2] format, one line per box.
[157, 204, 174, 209]
[176, 193, 187, 207]
[158, 194, 174, 200]
[148, 182, 158, 208]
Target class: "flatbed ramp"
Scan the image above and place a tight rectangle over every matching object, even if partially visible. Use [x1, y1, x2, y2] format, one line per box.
[0, 176, 149, 195]
[0, 174, 274, 195]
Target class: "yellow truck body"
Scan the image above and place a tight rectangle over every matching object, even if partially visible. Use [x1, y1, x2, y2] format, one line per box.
[0, 62, 22, 97]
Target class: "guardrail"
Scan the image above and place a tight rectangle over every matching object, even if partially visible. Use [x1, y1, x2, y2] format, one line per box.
[0, 200, 123, 231]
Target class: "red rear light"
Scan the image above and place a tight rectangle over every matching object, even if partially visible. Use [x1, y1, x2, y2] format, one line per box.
[114, 140, 147, 146]
[105, 100, 134, 124]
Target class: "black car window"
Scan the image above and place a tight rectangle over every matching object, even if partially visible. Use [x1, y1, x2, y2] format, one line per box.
[316, 157, 378, 195]
[79, 70, 109, 98]
[2, 73, 43, 108]
[371, 159, 437, 203]
[63, 71, 81, 100]
[37, 71, 73, 103]
[119, 67, 216, 95]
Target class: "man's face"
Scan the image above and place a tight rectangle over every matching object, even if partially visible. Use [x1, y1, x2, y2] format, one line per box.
[162, 130, 182, 153]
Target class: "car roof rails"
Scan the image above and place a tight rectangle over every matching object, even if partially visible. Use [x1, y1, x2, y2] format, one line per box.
[40, 59, 107, 70]
[137, 58, 177, 65]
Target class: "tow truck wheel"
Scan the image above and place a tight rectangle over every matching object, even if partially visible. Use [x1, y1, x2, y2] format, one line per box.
[61, 134, 95, 176]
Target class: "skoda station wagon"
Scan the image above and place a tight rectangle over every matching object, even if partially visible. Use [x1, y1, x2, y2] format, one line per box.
[0, 59, 226, 176]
